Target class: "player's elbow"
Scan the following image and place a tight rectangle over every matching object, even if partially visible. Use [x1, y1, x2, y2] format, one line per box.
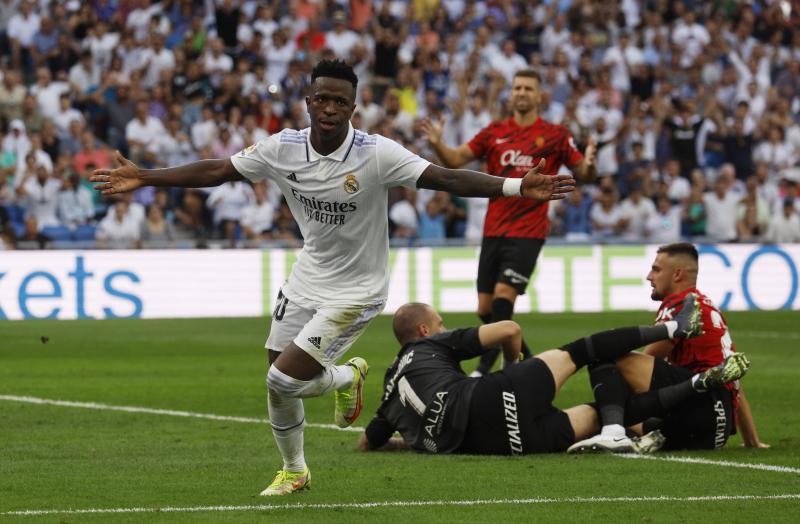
[498, 320, 522, 339]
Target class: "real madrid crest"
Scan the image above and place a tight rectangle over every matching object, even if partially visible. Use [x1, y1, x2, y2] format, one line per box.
[241, 143, 257, 155]
[344, 174, 360, 194]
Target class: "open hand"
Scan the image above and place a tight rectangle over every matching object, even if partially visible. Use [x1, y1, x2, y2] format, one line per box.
[89, 151, 144, 196]
[420, 116, 445, 146]
[521, 159, 575, 200]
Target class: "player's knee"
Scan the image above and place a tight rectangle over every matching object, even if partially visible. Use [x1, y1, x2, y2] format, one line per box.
[267, 365, 304, 397]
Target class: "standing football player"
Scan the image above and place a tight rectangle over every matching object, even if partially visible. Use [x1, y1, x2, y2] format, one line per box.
[90, 60, 575, 495]
[423, 70, 596, 375]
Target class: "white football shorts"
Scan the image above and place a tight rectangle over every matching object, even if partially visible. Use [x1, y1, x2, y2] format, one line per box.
[265, 288, 385, 368]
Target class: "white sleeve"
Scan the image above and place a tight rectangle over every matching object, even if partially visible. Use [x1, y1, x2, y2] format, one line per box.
[375, 135, 431, 188]
[229, 134, 280, 183]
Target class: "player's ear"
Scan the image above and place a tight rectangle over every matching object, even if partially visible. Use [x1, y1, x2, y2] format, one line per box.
[417, 323, 430, 337]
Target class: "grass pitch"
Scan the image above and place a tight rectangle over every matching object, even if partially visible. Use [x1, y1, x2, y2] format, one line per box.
[2, 311, 799, 522]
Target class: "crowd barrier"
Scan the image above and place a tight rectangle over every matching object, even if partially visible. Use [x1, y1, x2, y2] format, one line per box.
[1, 244, 797, 320]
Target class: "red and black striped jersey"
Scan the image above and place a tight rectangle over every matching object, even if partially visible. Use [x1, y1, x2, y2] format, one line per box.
[467, 117, 583, 239]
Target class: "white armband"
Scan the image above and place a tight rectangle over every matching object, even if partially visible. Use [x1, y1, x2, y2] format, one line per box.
[501, 177, 523, 197]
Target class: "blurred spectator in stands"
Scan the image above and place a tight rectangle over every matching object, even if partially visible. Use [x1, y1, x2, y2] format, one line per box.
[173, 189, 209, 240]
[721, 111, 755, 179]
[86, 19, 118, 71]
[96, 198, 141, 248]
[7, 0, 40, 73]
[102, 80, 134, 151]
[141, 33, 175, 90]
[52, 93, 83, 141]
[57, 170, 94, 229]
[754, 125, 796, 183]
[126, 99, 166, 163]
[0, 170, 12, 206]
[30, 67, 69, 121]
[661, 159, 691, 202]
[703, 174, 739, 242]
[0, 70, 26, 123]
[3, 120, 31, 170]
[241, 181, 276, 241]
[646, 194, 683, 244]
[211, 125, 244, 159]
[40, 120, 60, 163]
[141, 203, 174, 246]
[736, 176, 770, 242]
[418, 191, 451, 242]
[191, 104, 217, 151]
[683, 182, 707, 238]
[389, 186, 418, 240]
[60, 119, 84, 157]
[20, 93, 44, 136]
[207, 180, 254, 247]
[590, 186, 623, 240]
[663, 98, 705, 177]
[15, 155, 61, 229]
[766, 198, 800, 244]
[69, 50, 100, 99]
[326, 10, 359, 60]
[73, 130, 111, 175]
[618, 182, 656, 241]
[556, 185, 593, 243]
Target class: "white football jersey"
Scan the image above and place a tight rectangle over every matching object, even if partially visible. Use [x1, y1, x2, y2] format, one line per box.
[230, 123, 430, 305]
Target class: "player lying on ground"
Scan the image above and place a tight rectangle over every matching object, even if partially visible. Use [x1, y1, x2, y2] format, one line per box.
[90, 59, 575, 496]
[359, 299, 747, 455]
[569, 243, 754, 453]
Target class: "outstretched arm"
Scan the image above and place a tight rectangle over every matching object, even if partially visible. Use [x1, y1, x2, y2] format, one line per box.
[90, 151, 244, 195]
[421, 116, 476, 168]
[417, 160, 575, 201]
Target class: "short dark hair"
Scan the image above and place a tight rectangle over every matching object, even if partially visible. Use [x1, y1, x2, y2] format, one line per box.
[392, 302, 433, 346]
[311, 59, 358, 90]
[514, 69, 541, 83]
[657, 242, 698, 263]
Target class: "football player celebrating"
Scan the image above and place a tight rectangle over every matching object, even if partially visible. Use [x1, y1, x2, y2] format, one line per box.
[90, 60, 575, 495]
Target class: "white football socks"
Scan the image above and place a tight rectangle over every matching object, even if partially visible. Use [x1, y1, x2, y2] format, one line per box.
[600, 424, 626, 439]
[268, 392, 306, 472]
[266, 364, 355, 473]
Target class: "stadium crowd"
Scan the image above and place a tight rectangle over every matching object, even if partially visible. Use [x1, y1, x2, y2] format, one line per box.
[0, 0, 799, 250]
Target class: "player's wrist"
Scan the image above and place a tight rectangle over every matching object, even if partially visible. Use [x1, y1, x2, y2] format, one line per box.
[502, 177, 523, 197]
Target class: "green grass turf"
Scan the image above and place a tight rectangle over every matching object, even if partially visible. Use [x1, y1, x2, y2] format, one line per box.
[2, 311, 799, 522]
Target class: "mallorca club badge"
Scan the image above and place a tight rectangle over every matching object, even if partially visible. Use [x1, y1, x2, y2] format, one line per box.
[344, 174, 360, 194]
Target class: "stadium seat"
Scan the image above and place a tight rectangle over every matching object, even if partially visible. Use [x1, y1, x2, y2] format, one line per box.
[6, 205, 25, 223]
[72, 224, 97, 241]
[11, 221, 24, 238]
[40, 225, 73, 242]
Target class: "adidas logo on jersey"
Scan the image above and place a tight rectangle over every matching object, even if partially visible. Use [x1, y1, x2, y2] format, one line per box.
[287, 172, 298, 182]
[307, 336, 321, 349]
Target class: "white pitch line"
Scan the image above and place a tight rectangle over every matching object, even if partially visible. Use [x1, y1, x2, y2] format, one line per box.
[3, 395, 799, 475]
[619, 453, 800, 474]
[0, 395, 362, 433]
[4, 494, 800, 517]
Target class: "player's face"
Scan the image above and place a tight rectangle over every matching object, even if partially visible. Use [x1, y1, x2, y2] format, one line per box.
[306, 77, 356, 137]
[647, 253, 675, 301]
[510, 76, 541, 115]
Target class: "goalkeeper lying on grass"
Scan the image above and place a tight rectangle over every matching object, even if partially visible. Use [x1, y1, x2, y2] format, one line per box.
[359, 296, 748, 455]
